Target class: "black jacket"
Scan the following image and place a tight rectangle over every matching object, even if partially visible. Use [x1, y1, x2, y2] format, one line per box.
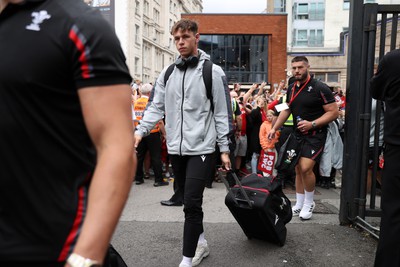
[370, 49, 400, 145]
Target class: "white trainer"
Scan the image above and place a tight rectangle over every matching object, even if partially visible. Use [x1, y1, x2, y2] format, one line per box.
[192, 242, 210, 266]
[292, 206, 302, 217]
[179, 263, 191, 267]
[299, 201, 315, 220]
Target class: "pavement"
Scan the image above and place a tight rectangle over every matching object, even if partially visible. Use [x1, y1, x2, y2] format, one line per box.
[111, 176, 378, 267]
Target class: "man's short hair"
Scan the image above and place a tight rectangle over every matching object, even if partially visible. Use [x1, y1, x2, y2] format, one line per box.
[140, 83, 153, 94]
[171, 19, 198, 35]
[291, 56, 309, 64]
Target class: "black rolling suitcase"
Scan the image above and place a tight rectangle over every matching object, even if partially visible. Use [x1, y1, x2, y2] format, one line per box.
[223, 172, 292, 246]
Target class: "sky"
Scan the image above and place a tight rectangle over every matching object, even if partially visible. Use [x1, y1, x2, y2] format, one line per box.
[202, 0, 267, 14]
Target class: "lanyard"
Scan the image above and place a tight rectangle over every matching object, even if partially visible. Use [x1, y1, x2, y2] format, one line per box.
[289, 75, 311, 106]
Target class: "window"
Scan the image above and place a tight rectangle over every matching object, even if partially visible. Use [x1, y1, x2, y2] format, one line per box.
[135, 24, 140, 44]
[154, 8, 160, 24]
[343, 0, 350, 10]
[169, 0, 173, 13]
[135, 57, 139, 74]
[294, 29, 308, 46]
[155, 49, 163, 71]
[327, 73, 339, 83]
[273, 0, 286, 13]
[143, 22, 149, 37]
[364, 0, 375, 3]
[295, 3, 308, 20]
[314, 72, 339, 83]
[309, 29, 323, 46]
[314, 73, 325, 81]
[143, 74, 150, 83]
[154, 30, 161, 42]
[169, 19, 173, 32]
[144, 1, 149, 16]
[143, 44, 151, 68]
[198, 34, 269, 83]
[294, 29, 324, 47]
[135, 0, 140, 15]
[309, 2, 324, 20]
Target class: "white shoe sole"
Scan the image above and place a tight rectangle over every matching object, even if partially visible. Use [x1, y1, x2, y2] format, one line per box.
[192, 249, 209, 266]
[299, 202, 315, 220]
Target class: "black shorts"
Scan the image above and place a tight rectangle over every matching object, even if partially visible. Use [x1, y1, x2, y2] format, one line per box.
[299, 129, 327, 163]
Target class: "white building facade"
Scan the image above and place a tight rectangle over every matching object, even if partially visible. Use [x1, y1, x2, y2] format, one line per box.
[114, 0, 203, 83]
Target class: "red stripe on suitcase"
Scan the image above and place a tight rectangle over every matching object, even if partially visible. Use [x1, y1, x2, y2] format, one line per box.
[234, 185, 270, 194]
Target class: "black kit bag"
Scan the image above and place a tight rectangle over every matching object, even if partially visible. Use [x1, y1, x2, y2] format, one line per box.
[275, 132, 304, 173]
[223, 172, 292, 246]
[103, 244, 128, 267]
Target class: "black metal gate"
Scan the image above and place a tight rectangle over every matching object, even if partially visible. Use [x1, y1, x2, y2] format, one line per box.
[339, 2, 400, 238]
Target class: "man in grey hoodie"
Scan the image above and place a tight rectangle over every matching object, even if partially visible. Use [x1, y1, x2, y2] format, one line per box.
[134, 19, 232, 267]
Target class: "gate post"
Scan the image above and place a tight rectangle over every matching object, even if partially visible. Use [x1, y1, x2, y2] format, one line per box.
[339, 0, 367, 225]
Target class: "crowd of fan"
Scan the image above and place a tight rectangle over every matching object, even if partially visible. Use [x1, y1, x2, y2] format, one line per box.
[131, 78, 346, 189]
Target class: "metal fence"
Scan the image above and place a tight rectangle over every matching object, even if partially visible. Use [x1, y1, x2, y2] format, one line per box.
[339, 2, 400, 238]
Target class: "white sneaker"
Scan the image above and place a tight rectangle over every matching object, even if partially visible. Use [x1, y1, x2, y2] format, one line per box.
[292, 206, 302, 217]
[299, 201, 315, 220]
[192, 242, 209, 266]
[179, 263, 191, 267]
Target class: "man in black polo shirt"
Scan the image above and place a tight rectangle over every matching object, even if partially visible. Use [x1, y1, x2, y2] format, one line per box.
[268, 56, 338, 220]
[370, 49, 400, 267]
[0, 0, 135, 266]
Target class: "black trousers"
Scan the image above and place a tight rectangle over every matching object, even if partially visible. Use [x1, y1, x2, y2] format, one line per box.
[169, 154, 213, 257]
[374, 144, 400, 266]
[135, 132, 164, 183]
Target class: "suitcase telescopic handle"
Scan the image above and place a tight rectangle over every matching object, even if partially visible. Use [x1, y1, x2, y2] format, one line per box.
[221, 170, 253, 208]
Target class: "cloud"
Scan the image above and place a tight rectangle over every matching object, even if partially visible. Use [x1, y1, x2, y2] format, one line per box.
[202, 0, 266, 14]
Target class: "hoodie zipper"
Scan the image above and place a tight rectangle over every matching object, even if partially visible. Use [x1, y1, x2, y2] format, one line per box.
[179, 67, 187, 155]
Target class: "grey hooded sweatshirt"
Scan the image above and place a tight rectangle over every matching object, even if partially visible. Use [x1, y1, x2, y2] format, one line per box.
[135, 49, 233, 156]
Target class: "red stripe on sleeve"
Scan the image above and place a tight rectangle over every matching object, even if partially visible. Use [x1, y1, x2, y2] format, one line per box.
[320, 91, 328, 104]
[57, 185, 86, 261]
[69, 28, 91, 79]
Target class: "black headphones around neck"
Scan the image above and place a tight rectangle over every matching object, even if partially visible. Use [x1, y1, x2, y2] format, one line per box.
[174, 55, 199, 70]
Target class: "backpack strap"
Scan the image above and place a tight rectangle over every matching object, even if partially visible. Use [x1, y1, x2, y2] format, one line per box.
[202, 59, 213, 111]
[164, 63, 175, 86]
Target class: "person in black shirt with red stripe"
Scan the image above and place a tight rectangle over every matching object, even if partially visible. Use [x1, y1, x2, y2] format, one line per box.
[0, 0, 136, 266]
[268, 56, 338, 220]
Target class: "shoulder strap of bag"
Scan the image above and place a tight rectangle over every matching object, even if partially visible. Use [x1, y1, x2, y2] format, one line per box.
[202, 59, 213, 110]
[164, 63, 175, 86]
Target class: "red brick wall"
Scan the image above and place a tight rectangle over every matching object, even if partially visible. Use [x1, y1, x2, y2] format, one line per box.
[182, 14, 287, 84]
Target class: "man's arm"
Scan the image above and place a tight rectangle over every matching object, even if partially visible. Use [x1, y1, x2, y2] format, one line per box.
[158, 120, 167, 140]
[72, 84, 136, 263]
[297, 102, 339, 133]
[243, 83, 257, 104]
[257, 81, 267, 97]
[268, 108, 291, 139]
[370, 57, 388, 100]
[212, 68, 232, 170]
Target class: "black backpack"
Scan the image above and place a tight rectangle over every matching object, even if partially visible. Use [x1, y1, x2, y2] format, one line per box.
[164, 59, 214, 111]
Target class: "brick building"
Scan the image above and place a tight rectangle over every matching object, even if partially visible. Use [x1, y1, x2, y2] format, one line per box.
[182, 13, 287, 85]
